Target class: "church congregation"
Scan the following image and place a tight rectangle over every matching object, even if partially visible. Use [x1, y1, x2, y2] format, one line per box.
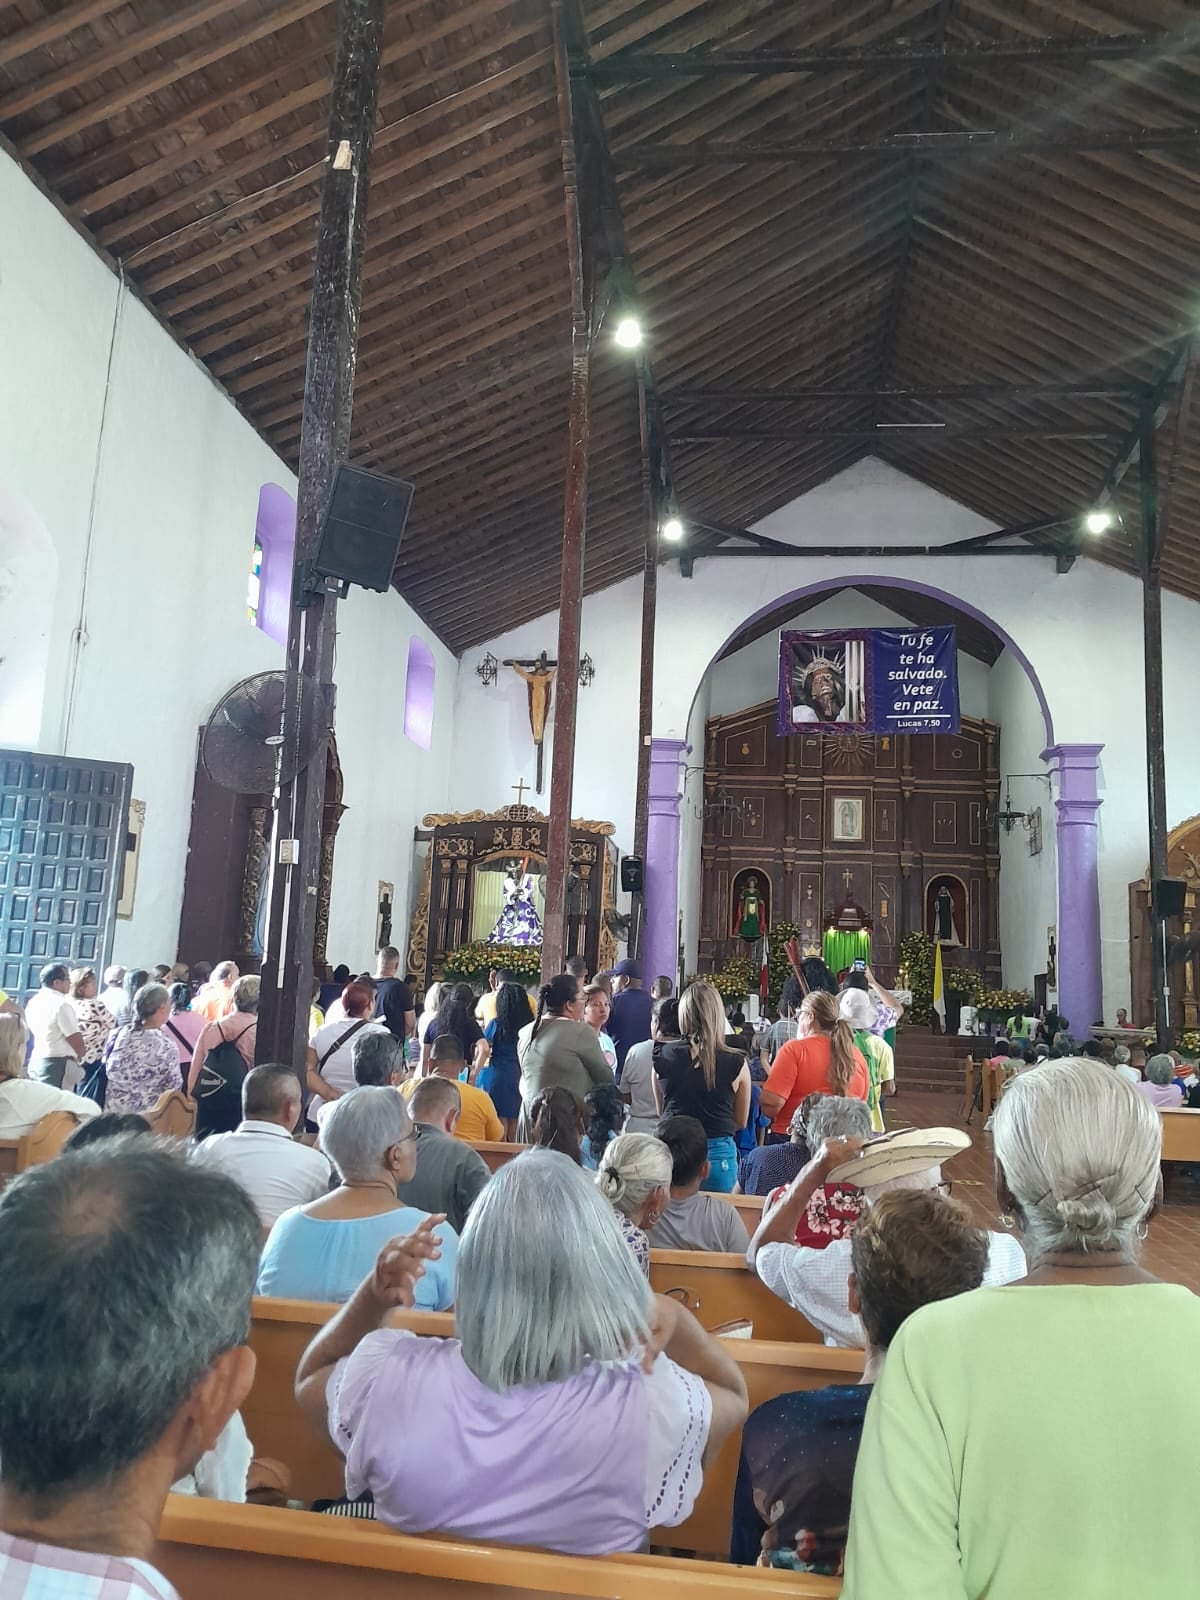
[4, 1, 1200, 1597]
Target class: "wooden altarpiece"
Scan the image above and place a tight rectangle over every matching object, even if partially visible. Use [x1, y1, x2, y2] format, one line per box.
[408, 804, 618, 990]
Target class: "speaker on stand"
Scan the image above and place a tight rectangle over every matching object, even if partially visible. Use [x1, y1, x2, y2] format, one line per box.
[1151, 878, 1187, 1034]
[621, 856, 644, 961]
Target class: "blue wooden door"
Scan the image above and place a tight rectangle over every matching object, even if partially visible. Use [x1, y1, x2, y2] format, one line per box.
[0, 752, 133, 1000]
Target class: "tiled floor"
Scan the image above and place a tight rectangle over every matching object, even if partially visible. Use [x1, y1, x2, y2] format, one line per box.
[889, 1088, 1200, 1294]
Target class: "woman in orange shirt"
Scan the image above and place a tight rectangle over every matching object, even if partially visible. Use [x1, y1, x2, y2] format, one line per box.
[761, 990, 869, 1138]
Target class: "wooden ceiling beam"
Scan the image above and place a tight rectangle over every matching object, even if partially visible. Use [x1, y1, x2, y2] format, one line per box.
[137, 66, 551, 294]
[16, 0, 330, 156]
[587, 34, 1174, 80]
[180, 154, 557, 344]
[90, 4, 550, 234]
[0, 0, 126, 70]
[1, 0, 257, 117]
[666, 380, 1147, 405]
[49, 37, 331, 194]
[616, 127, 1200, 167]
[256, 286, 568, 435]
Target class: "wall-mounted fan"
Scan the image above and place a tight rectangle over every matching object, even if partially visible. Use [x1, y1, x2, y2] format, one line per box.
[200, 671, 325, 794]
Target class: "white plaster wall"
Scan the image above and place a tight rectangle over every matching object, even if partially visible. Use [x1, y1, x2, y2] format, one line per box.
[708, 590, 990, 721]
[448, 584, 642, 849]
[988, 649, 1058, 994]
[0, 148, 452, 971]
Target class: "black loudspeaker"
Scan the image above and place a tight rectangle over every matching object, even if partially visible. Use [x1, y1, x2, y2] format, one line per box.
[314, 464, 415, 593]
[1153, 877, 1187, 919]
[621, 856, 644, 894]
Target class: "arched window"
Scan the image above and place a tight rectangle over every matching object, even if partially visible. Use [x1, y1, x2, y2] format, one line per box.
[250, 484, 296, 647]
[403, 636, 436, 750]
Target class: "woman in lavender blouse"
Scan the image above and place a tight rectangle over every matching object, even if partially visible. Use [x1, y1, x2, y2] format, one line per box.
[295, 1148, 749, 1555]
[104, 983, 182, 1115]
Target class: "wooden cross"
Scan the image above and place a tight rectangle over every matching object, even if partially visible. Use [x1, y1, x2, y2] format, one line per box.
[842, 868, 854, 892]
[511, 778, 529, 806]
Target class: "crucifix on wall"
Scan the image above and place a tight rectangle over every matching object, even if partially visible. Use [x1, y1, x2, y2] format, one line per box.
[502, 651, 557, 794]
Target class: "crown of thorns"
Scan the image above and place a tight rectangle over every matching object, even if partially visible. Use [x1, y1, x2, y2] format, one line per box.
[798, 652, 843, 686]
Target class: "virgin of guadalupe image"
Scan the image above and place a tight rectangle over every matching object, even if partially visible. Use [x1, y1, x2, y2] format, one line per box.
[487, 860, 543, 946]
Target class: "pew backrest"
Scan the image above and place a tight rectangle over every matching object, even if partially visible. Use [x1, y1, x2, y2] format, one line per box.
[145, 1088, 196, 1138]
[1160, 1106, 1200, 1161]
[0, 1109, 81, 1178]
[154, 1498, 842, 1600]
[649, 1248, 821, 1342]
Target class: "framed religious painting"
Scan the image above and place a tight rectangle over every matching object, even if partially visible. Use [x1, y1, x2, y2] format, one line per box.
[830, 795, 864, 843]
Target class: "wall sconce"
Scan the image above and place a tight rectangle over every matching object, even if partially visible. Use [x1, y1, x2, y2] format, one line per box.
[475, 652, 498, 688]
[988, 773, 1052, 835]
[578, 654, 595, 688]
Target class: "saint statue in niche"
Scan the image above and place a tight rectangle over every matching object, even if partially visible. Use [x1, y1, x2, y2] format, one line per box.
[503, 652, 557, 794]
[927, 879, 963, 947]
[487, 859, 543, 946]
[732, 873, 768, 942]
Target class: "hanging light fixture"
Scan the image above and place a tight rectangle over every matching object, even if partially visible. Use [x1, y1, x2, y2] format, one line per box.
[661, 514, 685, 542]
[1085, 507, 1114, 535]
[475, 652, 498, 687]
[614, 315, 643, 350]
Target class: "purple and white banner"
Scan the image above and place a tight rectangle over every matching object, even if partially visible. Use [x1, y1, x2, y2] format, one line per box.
[778, 627, 960, 735]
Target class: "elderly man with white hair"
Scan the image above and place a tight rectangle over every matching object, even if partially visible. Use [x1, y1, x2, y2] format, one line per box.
[747, 1125, 1026, 1345]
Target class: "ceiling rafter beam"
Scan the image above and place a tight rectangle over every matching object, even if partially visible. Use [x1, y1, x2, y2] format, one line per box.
[615, 128, 1200, 166]
[585, 33, 1176, 80]
[666, 380, 1149, 405]
[672, 425, 1119, 442]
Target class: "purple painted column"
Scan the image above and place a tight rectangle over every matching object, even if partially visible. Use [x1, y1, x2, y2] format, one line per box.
[644, 738, 687, 989]
[1044, 744, 1104, 1032]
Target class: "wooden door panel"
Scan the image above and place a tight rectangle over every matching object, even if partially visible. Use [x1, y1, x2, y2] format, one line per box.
[0, 752, 132, 997]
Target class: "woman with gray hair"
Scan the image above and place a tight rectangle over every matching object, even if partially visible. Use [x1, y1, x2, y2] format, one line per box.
[294, 1149, 748, 1554]
[257, 1085, 456, 1308]
[596, 1131, 672, 1276]
[103, 982, 182, 1114]
[1137, 1051, 1185, 1108]
[843, 1058, 1200, 1597]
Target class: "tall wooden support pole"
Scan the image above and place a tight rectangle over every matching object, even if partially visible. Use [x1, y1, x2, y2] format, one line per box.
[542, 0, 591, 980]
[257, 0, 385, 1066]
[631, 362, 657, 955]
[1139, 414, 1170, 1047]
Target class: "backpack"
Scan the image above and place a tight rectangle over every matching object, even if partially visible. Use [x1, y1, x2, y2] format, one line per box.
[195, 1021, 254, 1140]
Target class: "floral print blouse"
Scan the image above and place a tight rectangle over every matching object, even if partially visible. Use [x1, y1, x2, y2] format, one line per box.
[73, 999, 115, 1066]
[104, 1025, 181, 1115]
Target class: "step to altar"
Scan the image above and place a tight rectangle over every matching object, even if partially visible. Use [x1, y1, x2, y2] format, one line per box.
[893, 1027, 977, 1093]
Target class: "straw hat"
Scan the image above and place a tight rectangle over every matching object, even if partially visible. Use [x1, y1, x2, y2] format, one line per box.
[826, 1125, 971, 1187]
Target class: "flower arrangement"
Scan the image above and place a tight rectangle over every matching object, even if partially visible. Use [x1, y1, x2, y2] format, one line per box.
[981, 987, 1034, 1013]
[1179, 1030, 1200, 1057]
[438, 942, 542, 988]
[898, 932, 990, 1026]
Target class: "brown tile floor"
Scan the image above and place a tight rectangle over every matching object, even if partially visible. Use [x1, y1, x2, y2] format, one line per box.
[889, 1087, 1200, 1294]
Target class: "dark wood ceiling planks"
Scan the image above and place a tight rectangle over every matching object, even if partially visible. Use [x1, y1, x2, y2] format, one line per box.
[1, 0, 1198, 652]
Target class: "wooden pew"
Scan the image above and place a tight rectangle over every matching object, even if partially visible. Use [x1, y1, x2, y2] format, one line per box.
[243, 1300, 858, 1556]
[649, 1249, 821, 1342]
[246, 1299, 453, 1505]
[0, 1109, 81, 1179]
[469, 1139, 526, 1173]
[145, 1088, 196, 1138]
[1160, 1106, 1200, 1161]
[155, 1498, 842, 1599]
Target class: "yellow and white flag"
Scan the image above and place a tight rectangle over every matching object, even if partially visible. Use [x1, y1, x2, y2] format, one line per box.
[933, 940, 947, 1028]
